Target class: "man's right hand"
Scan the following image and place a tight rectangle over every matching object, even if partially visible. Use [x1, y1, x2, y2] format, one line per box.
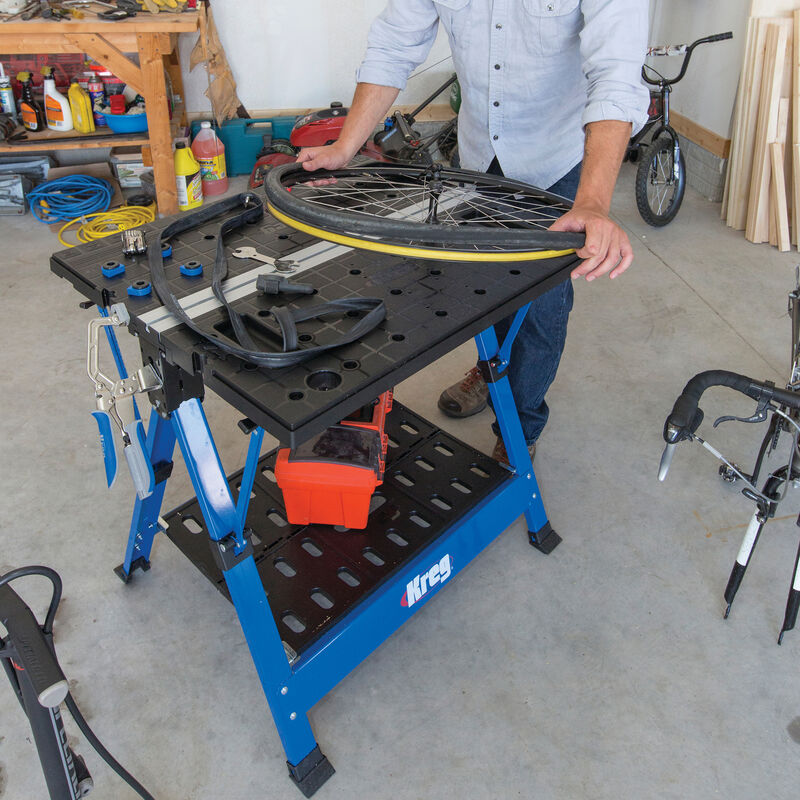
[297, 141, 357, 172]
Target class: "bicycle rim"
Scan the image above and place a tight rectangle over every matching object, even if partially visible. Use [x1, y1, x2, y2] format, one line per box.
[647, 147, 678, 216]
[264, 163, 585, 260]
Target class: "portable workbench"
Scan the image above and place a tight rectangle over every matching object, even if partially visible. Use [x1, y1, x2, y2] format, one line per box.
[50, 197, 578, 796]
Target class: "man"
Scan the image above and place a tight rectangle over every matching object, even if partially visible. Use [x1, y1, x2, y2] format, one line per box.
[298, 0, 649, 464]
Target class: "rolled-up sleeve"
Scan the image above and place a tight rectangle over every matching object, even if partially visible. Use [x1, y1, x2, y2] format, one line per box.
[579, 0, 650, 134]
[356, 0, 441, 90]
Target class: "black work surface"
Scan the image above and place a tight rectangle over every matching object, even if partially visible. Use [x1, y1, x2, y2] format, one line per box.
[51, 204, 579, 446]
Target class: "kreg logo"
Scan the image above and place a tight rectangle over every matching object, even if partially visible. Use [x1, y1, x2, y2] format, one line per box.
[401, 554, 453, 608]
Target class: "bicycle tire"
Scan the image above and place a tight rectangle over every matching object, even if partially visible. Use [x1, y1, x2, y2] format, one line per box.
[635, 135, 686, 226]
[264, 163, 585, 258]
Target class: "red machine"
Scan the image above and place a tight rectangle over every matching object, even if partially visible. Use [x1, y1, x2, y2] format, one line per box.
[275, 391, 393, 529]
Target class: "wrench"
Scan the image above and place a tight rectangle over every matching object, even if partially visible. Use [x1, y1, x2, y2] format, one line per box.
[231, 246, 297, 274]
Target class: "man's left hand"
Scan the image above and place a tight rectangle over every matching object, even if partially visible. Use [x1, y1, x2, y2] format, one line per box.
[549, 203, 633, 282]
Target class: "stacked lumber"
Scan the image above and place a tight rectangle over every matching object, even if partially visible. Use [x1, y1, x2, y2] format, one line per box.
[722, 1, 800, 251]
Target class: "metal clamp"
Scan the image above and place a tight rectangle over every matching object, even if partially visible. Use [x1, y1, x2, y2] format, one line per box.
[87, 304, 162, 499]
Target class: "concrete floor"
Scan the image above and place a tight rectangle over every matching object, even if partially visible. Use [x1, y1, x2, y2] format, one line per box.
[1, 166, 799, 800]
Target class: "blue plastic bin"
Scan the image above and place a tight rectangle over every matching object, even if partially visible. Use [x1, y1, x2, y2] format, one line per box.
[101, 111, 149, 134]
[190, 116, 297, 176]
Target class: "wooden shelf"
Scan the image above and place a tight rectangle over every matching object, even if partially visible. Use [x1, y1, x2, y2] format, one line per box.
[0, 125, 149, 153]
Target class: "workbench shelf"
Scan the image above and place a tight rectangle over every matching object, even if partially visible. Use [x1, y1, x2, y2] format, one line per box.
[0, 127, 148, 153]
[163, 401, 510, 659]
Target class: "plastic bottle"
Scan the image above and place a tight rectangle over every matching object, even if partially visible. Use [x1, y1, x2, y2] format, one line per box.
[68, 81, 95, 134]
[16, 72, 45, 133]
[42, 66, 73, 132]
[174, 142, 203, 211]
[0, 64, 16, 116]
[191, 121, 228, 196]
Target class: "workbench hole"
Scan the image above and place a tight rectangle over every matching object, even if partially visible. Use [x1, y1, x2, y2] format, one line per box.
[250, 531, 262, 546]
[306, 370, 342, 391]
[431, 495, 453, 511]
[363, 548, 386, 566]
[451, 479, 472, 494]
[400, 422, 419, 434]
[346, 310, 361, 318]
[262, 467, 277, 482]
[391, 334, 405, 342]
[387, 530, 409, 546]
[268, 510, 288, 527]
[342, 360, 360, 371]
[474, 289, 486, 295]
[298, 333, 314, 343]
[434, 443, 454, 456]
[204, 234, 215, 240]
[337, 567, 361, 587]
[289, 391, 305, 401]
[274, 558, 296, 578]
[311, 590, 335, 610]
[390, 288, 402, 295]
[302, 538, 323, 557]
[509, 269, 521, 275]
[414, 457, 434, 471]
[470, 465, 490, 478]
[333, 525, 350, 533]
[387, 436, 399, 448]
[242, 363, 258, 371]
[182, 516, 203, 534]
[409, 514, 430, 529]
[349, 269, 362, 275]
[435, 310, 448, 317]
[394, 472, 415, 487]
[282, 613, 306, 634]
[279, 234, 289, 239]
[369, 494, 386, 513]
[430, 269, 442, 275]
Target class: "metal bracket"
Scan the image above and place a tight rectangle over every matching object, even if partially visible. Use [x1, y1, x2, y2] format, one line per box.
[210, 533, 254, 573]
[476, 357, 507, 383]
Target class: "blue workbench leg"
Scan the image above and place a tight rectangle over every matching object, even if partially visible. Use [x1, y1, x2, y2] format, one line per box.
[474, 320, 561, 554]
[116, 408, 177, 583]
[171, 399, 334, 797]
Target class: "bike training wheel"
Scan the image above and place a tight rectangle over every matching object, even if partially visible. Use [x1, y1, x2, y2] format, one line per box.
[264, 163, 585, 262]
[635, 135, 686, 227]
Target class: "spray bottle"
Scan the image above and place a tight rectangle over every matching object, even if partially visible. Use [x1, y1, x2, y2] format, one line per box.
[42, 66, 73, 132]
[16, 71, 45, 132]
[0, 63, 16, 116]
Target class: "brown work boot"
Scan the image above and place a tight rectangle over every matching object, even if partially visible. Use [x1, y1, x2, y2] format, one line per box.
[438, 366, 489, 418]
[492, 436, 536, 468]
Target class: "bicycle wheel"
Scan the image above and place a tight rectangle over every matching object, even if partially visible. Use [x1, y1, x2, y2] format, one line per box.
[635, 135, 686, 226]
[264, 163, 585, 262]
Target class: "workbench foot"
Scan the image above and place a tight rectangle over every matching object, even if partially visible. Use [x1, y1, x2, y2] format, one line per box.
[287, 745, 335, 797]
[114, 556, 151, 584]
[528, 522, 561, 554]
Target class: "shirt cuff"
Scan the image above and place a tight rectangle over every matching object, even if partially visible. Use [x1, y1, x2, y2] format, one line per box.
[356, 61, 412, 91]
[582, 99, 649, 137]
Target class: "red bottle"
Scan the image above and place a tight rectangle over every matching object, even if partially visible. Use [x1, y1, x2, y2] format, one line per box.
[191, 121, 228, 196]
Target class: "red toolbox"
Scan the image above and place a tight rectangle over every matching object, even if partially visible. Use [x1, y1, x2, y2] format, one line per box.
[275, 392, 393, 529]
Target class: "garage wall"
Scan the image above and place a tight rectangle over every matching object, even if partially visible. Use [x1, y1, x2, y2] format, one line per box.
[647, 0, 749, 138]
[180, 0, 454, 117]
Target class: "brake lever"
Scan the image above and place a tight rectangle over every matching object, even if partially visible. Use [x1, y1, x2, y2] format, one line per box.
[713, 395, 772, 427]
[658, 442, 677, 482]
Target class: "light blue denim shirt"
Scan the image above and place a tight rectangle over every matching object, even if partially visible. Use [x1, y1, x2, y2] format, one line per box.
[356, 0, 650, 189]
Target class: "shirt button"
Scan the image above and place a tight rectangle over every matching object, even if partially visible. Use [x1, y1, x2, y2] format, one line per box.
[495, 23, 502, 29]
[493, 135, 499, 140]
[546, 3, 554, 10]
[494, 63, 501, 70]
[493, 101, 500, 107]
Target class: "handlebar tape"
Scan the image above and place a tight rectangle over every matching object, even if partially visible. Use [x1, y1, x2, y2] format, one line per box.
[0, 584, 68, 707]
[664, 369, 800, 443]
[708, 32, 733, 42]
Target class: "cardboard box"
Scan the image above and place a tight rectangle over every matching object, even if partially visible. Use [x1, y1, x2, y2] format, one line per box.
[110, 146, 148, 188]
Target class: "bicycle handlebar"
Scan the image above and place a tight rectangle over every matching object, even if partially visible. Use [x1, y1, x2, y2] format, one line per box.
[663, 369, 800, 444]
[642, 31, 733, 86]
[0, 581, 68, 708]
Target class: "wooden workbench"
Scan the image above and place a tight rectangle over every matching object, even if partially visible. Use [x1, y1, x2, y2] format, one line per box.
[0, 11, 201, 214]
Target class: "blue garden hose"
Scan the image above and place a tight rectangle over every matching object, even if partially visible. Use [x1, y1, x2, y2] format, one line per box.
[28, 175, 113, 224]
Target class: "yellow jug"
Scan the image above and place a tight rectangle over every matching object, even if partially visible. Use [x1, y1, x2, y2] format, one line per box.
[68, 82, 95, 134]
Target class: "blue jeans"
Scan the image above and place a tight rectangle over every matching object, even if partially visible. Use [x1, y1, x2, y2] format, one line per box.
[487, 160, 582, 444]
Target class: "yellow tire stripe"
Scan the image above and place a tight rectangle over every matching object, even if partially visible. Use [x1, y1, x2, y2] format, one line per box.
[267, 203, 575, 263]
